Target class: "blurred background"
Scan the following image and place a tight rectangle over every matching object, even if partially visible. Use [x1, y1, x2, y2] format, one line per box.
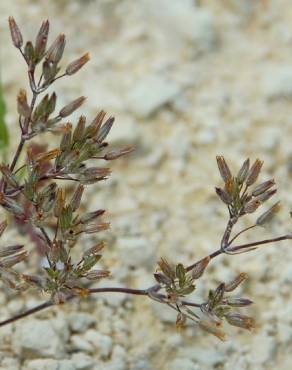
[1, 0, 292, 369]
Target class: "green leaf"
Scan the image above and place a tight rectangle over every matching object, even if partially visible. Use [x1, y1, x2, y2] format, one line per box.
[0, 78, 9, 151]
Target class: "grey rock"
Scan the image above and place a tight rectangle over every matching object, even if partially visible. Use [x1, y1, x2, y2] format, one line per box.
[25, 359, 75, 370]
[126, 74, 181, 118]
[68, 312, 96, 333]
[71, 353, 95, 370]
[117, 237, 156, 269]
[13, 319, 66, 359]
[84, 330, 113, 359]
[70, 334, 94, 353]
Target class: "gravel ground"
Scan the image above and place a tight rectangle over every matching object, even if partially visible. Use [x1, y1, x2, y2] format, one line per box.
[1, 0, 292, 369]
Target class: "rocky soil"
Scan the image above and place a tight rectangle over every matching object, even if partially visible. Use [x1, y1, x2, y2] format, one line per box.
[1, 0, 292, 369]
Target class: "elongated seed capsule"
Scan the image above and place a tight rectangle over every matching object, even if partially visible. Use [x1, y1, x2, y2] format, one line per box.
[191, 256, 210, 279]
[216, 156, 232, 183]
[225, 272, 247, 292]
[59, 96, 86, 118]
[8, 16, 23, 48]
[246, 159, 263, 186]
[46, 34, 66, 64]
[237, 158, 250, 184]
[225, 312, 255, 331]
[252, 179, 275, 197]
[256, 201, 281, 226]
[215, 187, 232, 205]
[35, 20, 49, 59]
[66, 53, 90, 75]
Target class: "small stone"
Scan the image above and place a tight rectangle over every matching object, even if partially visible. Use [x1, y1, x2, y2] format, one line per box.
[68, 312, 96, 333]
[13, 319, 66, 359]
[126, 74, 181, 118]
[117, 237, 156, 269]
[70, 335, 94, 353]
[71, 353, 95, 370]
[84, 330, 113, 359]
[25, 359, 75, 370]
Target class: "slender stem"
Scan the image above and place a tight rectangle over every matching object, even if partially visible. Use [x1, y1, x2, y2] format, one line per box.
[228, 224, 257, 246]
[228, 234, 291, 253]
[0, 285, 203, 327]
[88, 287, 148, 296]
[0, 300, 53, 327]
[9, 137, 25, 173]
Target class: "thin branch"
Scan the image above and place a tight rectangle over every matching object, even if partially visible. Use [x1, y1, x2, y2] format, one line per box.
[227, 234, 291, 253]
[228, 224, 257, 246]
[0, 300, 52, 327]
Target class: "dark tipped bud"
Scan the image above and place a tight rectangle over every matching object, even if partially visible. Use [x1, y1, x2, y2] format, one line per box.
[256, 188, 277, 203]
[73, 116, 86, 142]
[66, 52, 90, 75]
[85, 111, 106, 138]
[216, 156, 232, 183]
[252, 179, 275, 197]
[225, 312, 255, 331]
[246, 159, 263, 186]
[225, 272, 247, 292]
[59, 96, 86, 118]
[243, 199, 261, 214]
[104, 146, 134, 160]
[84, 269, 110, 280]
[80, 209, 105, 224]
[8, 16, 23, 48]
[224, 297, 253, 307]
[215, 187, 232, 205]
[83, 222, 110, 234]
[83, 242, 105, 258]
[237, 158, 250, 184]
[46, 34, 66, 64]
[35, 20, 50, 60]
[24, 41, 34, 65]
[70, 184, 84, 212]
[191, 256, 210, 279]
[17, 89, 31, 118]
[97, 117, 115, 142]
[256, 201, 281, 226]
[158, 258, 175, 281]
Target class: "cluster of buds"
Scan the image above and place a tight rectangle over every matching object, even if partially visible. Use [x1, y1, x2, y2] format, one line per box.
[215, 156, 280, 225]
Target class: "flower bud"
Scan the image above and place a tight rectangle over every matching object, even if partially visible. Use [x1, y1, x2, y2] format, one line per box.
[252, 179, 275, 197]
[224, 297, 253, 307]
[59, 96, 86, 118]
[216, 156, 232, 183]
[237, 158, 250, 184]
[246, 159, 263, 186]
[46, 34, 66, 64]
[225, 312, 255, 331]
[224, 272, 247, 292]
[35, 20, 49, 60]
[104, 146, 134, 160]
[191, 256, 210, 279]
[8, 16, 23, 48]
[215, 187, 232, 205]
[66, 53, 90, 75]
[256, 201, 281, 226]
